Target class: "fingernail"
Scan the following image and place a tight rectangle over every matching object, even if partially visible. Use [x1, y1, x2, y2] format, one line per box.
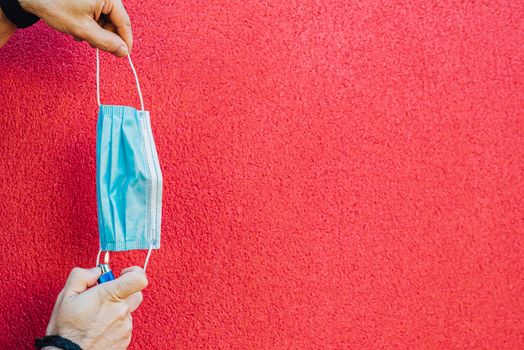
[116, 44, 129, 57]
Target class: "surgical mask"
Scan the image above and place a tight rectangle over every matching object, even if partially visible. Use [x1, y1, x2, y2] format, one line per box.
[95, 50, 163, 270]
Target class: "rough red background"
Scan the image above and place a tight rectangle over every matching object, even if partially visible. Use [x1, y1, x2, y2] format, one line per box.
[0, 1, 523, 349]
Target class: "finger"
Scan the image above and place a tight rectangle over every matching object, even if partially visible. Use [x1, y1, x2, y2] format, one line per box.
[97, 15, 107, 27]
[55, 289, 65, 305]
[103, 22, 117, 34]
[76, 19, 128, 57]
[63, 267, 102, 297]
[97, 15, 116, 34]
[126, 291, 144, 312]
[104, 0, 133, 53]
[102, 268, 148, 300]
[120, 266, 144, 275]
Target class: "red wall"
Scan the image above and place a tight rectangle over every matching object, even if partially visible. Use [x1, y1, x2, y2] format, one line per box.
[0, 1, 523, 349]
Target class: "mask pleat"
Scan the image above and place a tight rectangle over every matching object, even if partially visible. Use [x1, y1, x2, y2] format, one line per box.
[97, 105, 162, 252]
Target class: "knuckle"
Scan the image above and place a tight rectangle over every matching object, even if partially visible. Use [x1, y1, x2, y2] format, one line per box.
[70, 267, 82, 274]
[70, 23, 89, 39]
[100, 38, 119, 53]
[115, 283, 128, 299]
[137, 273, 148, 289]
[116, 304, 130, 320]
[101, 284, 120, 301]
[136, 291, 144, 304]
[126, 269, 148, 290]
[69, 267, 83, 278]
[97, 285, 106, 298]
[121, 334, 132, 348]
[124, 316, 133, 333]
[98, 285, 115, 301]
[56, 289, 66, 302]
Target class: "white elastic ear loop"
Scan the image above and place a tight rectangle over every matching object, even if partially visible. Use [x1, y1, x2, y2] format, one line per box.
[143, 245, 153, 272]
[127, 54, 145, 111]
[96, 49, 145, 111]
[96, 49, 101, 107]
[96, 247, 152, 272]
[96, 248, 102, 265]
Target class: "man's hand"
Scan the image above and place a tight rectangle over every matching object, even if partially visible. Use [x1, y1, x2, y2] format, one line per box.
[45, 266, 148, 350]
[1, 0, 132, 56]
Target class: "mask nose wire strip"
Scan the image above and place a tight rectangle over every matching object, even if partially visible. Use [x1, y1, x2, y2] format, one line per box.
[96, 48, 145, 111]
[143, 245, 153, 272]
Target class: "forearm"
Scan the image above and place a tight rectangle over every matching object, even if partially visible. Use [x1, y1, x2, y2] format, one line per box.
[0, 5, 16, 47]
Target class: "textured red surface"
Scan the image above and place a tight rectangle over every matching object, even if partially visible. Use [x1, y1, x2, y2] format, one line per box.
[0, 1, 523, 349]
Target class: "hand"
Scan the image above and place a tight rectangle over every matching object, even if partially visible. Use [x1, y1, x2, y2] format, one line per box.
[19, 0, 132, 56]
[45, 266, 148, 350]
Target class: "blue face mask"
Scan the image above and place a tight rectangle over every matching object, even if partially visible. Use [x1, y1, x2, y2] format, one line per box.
[95, 50, 163, 263]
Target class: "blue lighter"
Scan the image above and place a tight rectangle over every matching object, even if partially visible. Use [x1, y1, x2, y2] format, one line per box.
[97, 251, 115, 284]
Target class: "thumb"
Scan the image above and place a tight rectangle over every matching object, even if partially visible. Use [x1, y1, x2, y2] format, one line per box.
[101, 267, 148, 300]
[63, 267, 102, 297]
[76, 19, 128, 57]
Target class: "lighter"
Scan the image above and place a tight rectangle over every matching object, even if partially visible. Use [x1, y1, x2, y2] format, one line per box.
[97, 251, 115, 284]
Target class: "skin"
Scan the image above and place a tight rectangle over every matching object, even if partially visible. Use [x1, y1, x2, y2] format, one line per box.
[43, 266, 148, 350]
[0, 0, 132, 56]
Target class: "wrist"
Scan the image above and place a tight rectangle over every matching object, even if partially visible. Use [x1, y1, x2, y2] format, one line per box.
[36, 335, 83, 350]
[0, 0, 40, 28]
